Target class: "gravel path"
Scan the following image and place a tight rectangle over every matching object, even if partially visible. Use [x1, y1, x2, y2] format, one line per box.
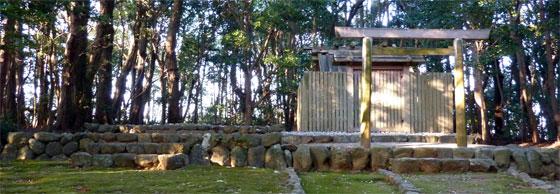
[378, 169, 421, 194]
[286, 168, 305, 194]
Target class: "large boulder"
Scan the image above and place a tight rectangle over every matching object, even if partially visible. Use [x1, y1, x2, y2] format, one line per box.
[60, 133, 74, 144]
[436, 148, 453, 158]
[28, 138, 45, 155]
[137, 133, 152, 143]
[34, 132, 60, 142]
[247, 146, 265, 167]
[126, 143, 145, 154]
[71, 152, 92, 167]
[526, 149, 543, 175]
[85, 143, 101, 154]
[1, 144, 18, 160]
[330, 147, 351, 171]
[390, 158, 420, 173]
[469, 159, 497, 172]
[230, 146, 247, 167]
[265, 144, 286, 170]
[418, 158, 441, 173]
[92, 154, 113, 167]
[413, 148, 437, 158]
[100, 133, 116, 142]
[8, 132, 30, 146]
[261, 133, 281, 147]
[370, 147, 392, 169]
[440, 159, 469, 172]
[351, 147, 369, 171]
[78, 138, 94, 151]
[100, 143, 126, 154]
[237, 134, 261, 148]
[210, 145, 230, 166]
[284, 150, 293, 167]
[63, 141, 79, 156]
[142, 143, 161, 154]
[493, 148, 512, 168]
[160, 143, 188, 154]
[453, 148, 475, 159]
[112, 153, 136, 168]
[538, 149, 559, 165]
[475, 148, 493, 159]
[116, 133, 137, 142]
[190, 144, 210, 165]
[310, 146, 330, 171]
[293, 146, 312, 172]
[152, 133, 179, 143]
[158, 154, 188, 170]
[512, 149, 530, 173]
[393, 147, 414, 158]
[45, 142, 63, 156]
[17, 146, 34, 160]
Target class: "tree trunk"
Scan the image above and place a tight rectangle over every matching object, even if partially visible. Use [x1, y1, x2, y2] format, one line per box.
[538, 0, 560, 141]
[492, 59, 505, 141]
[56, 0, 90, 131]
[0, 12, 16, 122]
[346, 0, 365, 26]
[473, 42, 489, 143]
[35, 22, 51, 128]
[92, 0, 115, 124]
[15, 21, 25, 127]
[509, 1, 539, 143]
[165, 0, 184, 123]
[47, 22, 58, 127]
[112, 2, 143, 123]
[129, 25, 149, 124]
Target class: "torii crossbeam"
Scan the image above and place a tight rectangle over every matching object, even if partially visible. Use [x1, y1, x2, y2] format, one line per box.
[334, 27, 490, 148]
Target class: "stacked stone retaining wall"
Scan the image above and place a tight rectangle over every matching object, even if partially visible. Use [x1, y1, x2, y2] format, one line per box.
[1, 129, 558, 180]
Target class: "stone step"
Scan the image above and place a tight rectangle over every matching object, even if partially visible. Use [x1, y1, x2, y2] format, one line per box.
[281, 133, 457, 145]
[84, 142, 195, 155]
[390, 157, 498, 173]
[71, 152, 190, 170]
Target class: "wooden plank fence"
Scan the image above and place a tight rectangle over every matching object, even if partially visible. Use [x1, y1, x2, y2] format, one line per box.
[296, 71, 454, 133]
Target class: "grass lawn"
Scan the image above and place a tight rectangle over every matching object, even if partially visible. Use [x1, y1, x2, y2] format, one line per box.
[402, 172, 548, 194]
[0, 160, 290, 193]
[299, 171, 398, 194]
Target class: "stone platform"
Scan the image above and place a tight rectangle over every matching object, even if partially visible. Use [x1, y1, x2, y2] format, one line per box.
[1, 124, 558, 180]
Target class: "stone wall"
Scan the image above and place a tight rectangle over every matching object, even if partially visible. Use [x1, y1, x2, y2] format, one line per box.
[2, 130, 558, 180]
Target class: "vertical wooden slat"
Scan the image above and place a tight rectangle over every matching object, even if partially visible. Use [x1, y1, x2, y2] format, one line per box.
[296, 76, 302, 131]
[319, 72, 324, 131]
[346, 72, 353, 131]
[303, 73, 309, 131]
[402, 71, 410, 133]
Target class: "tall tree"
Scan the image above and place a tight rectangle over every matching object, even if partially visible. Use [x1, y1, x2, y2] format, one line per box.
[92, 0, 115, 124]
[537, 0, 560, 141]
[508, 0, 539, 143]
[55, 0, 90, 131]
[0, 3, 17, 122]
[165, 0, 184, 123]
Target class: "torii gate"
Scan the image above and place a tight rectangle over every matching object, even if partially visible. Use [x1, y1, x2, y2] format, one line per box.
[334, 27, 491, 148]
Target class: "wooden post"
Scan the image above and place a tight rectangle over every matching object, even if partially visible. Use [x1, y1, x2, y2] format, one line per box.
[453, 38, 467, 147]
[360, 37, 372, 148]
